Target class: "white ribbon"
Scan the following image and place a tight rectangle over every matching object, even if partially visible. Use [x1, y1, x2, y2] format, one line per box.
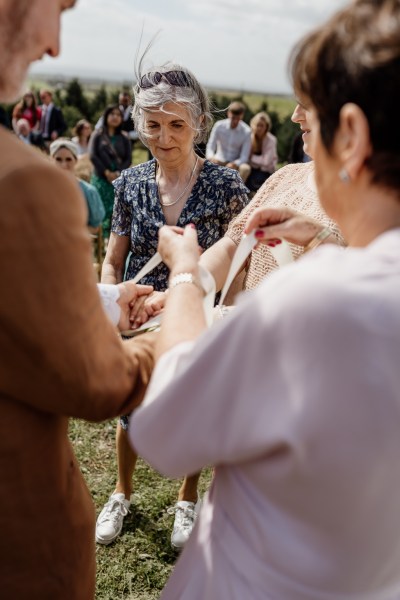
[123, 233, 293, 335]
[218, 231, 293, 306]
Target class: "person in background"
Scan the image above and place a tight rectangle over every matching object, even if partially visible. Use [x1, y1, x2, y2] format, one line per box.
[118, 91, 137, 141]
[39, 88, 66, 143]
[96, 61, 249, 551]
[71, 118, 92, 156]
[206, 100, 251, 173]
[50, 138, 105, 232]
[12, 90, 41, 132]
[15, 118, 32, 144]
[89, 104, 132, 239]
[15, 117, 47, 151]
[239, 111, 277, 193]
[129, 1, 400, 597]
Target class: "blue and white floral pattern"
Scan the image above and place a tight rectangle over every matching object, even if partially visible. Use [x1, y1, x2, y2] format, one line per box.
[111, 159, 249, 290]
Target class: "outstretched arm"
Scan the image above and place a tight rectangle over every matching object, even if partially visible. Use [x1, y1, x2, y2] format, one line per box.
[244, 206, 338, 248]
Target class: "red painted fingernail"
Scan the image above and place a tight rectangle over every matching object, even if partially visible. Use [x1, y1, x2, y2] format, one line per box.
[274, 239, 282, 245]
[255, 230, 264, 238]
[188, 223, 196, 229]
[267, 242, 276, 247]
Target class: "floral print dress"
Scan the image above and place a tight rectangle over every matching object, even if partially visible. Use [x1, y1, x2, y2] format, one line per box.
[111, 159, 249, 290]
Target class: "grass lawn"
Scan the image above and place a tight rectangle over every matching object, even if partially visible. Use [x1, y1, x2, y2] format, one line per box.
[69, 419, 212, 599]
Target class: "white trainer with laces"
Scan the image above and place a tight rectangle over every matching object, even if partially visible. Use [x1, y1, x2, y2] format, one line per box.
[169, 498, 201, 550]
[95, 493, 130, 545]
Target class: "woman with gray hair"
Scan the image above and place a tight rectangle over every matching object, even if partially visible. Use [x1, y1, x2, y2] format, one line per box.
[98, 62, 249, 549]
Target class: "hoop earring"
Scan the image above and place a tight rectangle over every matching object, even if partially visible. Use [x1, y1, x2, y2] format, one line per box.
[339, 168, 351, 183]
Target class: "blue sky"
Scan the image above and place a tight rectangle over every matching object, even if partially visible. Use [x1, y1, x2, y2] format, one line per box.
[30, 0, 347, 94]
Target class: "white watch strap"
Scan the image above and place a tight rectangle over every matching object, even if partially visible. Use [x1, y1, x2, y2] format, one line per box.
[127, 231, 293, 329]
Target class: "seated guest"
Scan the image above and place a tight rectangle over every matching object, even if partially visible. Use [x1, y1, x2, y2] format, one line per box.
[50, 138, 105, 232]
[15, 118, 32, 144]
[239, 111, 278, 193]
[71, 119, 92, 156]
[206, 101, 251, 171]
[129, 0, 400, 597]
[16, 117, 47, 151]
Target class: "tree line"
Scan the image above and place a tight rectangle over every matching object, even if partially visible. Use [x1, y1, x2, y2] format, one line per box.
[1, 78, 299, 162]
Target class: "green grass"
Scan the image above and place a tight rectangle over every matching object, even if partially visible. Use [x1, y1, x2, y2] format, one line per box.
[69, 419, 212, 599]
[132, 142, 150, 167]
[209, 88, 296, 120]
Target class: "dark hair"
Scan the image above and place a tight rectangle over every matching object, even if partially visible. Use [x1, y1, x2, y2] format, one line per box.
[74, 119, 91, 138]
[228, 101, 246, 116]
[12, 91, 39, 126]
[290, 0, 400, 190]
[102, 104, 123, 134]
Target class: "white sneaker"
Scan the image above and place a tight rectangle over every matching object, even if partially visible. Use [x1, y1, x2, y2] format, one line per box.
[95, 493, 130, 545]
[169, 499, 201, 550]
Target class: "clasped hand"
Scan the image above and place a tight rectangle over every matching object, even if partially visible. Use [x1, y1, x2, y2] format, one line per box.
[116, 281, 153, 331]
[127, 225, 202, 330]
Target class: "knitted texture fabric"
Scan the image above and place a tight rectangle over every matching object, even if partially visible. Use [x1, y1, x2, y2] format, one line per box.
[226, 162, 344, 291]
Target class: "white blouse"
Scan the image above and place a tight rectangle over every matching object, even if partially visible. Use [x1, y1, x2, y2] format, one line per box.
[130, 228, 400, 600]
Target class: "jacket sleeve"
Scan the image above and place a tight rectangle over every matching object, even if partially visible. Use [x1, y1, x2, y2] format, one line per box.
[89, 132, 108, 177]
[0, 162, 155, 420]
[52, 107, 66, 137]
[119, 135, 132, 170]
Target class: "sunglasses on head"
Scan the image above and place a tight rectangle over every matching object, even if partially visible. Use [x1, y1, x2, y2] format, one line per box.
[139, 70, 193, 90]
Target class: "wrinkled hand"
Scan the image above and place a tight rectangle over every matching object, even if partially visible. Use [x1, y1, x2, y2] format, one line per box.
[157, 224, 201, 275]
[244, 206, 323, 247]
[116, 281, 153, 331]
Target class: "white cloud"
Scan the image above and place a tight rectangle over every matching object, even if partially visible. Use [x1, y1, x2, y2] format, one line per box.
[29, 0, 347, 94]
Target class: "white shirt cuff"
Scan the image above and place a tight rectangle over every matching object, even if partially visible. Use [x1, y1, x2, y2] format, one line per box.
[98, 283, 121, 326]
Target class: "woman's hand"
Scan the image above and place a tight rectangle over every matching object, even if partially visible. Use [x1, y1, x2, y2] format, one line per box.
[244, 206, 326, 248]
[143, 291, 167, 317]
[129, 291, 167, 330]
[157, 224, 201, 276]
[116, 281, 153, 331]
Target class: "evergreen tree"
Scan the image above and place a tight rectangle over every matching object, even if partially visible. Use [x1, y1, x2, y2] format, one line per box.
[65, 78, 89, 118]
[90, 84, 108, 118]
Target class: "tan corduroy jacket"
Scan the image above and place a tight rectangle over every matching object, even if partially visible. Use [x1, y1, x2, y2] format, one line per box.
[0, 128, 155, 599]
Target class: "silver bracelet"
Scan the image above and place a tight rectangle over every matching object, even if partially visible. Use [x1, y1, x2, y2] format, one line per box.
[169, 272, 203, 293]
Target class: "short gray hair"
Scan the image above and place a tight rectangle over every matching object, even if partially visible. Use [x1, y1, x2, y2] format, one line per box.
[132, 62, 213, 147]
